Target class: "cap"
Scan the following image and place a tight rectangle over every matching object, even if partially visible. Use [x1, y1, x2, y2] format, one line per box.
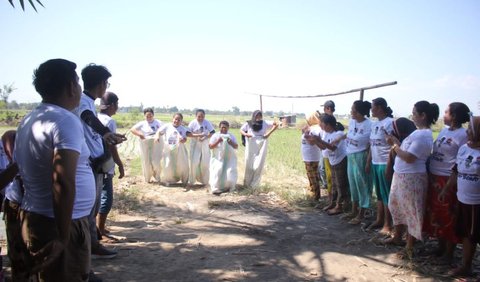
[99, 91, 119, 110]
[322, 100, 335, 110]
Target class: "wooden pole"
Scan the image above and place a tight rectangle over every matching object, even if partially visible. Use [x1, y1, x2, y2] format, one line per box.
[259, 95, 263, 112]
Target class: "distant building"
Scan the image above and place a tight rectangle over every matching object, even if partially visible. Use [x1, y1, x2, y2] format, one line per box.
[279, 115, 296, 127]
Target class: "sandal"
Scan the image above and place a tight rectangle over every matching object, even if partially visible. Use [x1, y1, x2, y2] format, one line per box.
[381, 237, 405, 246]
[327, 208, 343, 216]
[365, 222, 382, 231]
[322, 203, 335, 212]
[396, 247, 414, 260]
[348, 218, 363, 225]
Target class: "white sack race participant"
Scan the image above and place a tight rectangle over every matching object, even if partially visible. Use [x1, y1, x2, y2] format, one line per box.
[130, 107, 163, 183]
[240, 110, 279, 188]
[209, 121, 238, 195]
[187, 109, 215, 186]
[156, 113, 189, 186]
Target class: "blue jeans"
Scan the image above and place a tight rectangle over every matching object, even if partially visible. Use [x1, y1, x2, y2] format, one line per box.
[99, 174, 113, 214]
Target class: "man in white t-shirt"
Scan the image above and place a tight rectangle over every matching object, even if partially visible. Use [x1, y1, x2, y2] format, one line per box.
[15, 59, 94, 280]
[74, 64, 126, 264]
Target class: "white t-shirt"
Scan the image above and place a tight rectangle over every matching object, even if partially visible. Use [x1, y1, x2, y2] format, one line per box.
[240, 120, 273, 137]
[393, 129, 433, 174]
[188, 119, 215, 138]
[429, 127, 468, 176]
[209, 132, 238, 146]
[301, 126, 322, 162]
[132, 119, 163, 137]
[73, 93, 103, 158]
[159, 124, 188, 145]
[346, 118, 372, 154]
[98, 112, 117, 175]
[370, 117, 394, 164]
[16, 103, 95, 219]
[456, 145, 480, 205]
[324, 131, 347, 166]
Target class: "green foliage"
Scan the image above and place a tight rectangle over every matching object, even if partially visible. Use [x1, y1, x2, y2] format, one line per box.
[8, 0, 44, 11]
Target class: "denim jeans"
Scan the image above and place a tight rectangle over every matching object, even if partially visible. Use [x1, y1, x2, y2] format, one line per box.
[99, 174, 114, 214]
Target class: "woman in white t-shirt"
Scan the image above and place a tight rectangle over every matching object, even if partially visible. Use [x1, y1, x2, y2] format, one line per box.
[301, 112, 323, 201]
[423, 102, 470, 261]
[130, 107, 163, 182]
[344, 100, 372, 224]
[186, 109, 215, 186]
[306, 114, 347, 215]
[155, 113, 189, 186]
[386, 100, 439, 259]
[444, 115, 480, 277]
[367, 97, 394, 233]
[240, 110, 279, 188]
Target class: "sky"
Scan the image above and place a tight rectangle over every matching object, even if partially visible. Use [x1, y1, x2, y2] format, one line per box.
[1, 0, 479, 117]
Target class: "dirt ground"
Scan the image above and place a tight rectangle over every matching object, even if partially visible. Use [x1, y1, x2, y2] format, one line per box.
[84, 172, 480, 282]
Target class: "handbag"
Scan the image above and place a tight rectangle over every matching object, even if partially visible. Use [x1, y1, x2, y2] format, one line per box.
[90, 140, 114, 174]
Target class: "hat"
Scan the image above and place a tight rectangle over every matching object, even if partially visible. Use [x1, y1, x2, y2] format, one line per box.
[322, 100, 335, 110]
[99, 92, 119, 110]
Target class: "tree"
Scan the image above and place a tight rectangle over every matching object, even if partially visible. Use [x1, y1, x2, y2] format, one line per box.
[231, 106, 240, 115]
[8, 0, 44, 11]
[0, 83, 16, 109]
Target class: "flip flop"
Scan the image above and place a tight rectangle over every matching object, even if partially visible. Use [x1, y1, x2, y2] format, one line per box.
[348, 218, 362, 225]
[327, 209, 343, 216]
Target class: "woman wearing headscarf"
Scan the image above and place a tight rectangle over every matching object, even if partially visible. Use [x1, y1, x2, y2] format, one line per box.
[386, 100, 439, 259]
[445, 115, 480, 277]
[423, 102, 470, 262]
[240, 110, 279, 188]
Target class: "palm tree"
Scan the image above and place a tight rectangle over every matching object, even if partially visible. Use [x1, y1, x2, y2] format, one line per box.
[8, 0, 44, 12]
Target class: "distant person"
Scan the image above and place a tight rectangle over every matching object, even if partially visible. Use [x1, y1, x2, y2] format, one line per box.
[187, 109, 215, 187]
[386, 100, 439, 259]
[15, 58, 94, 280]
[155, 113, 189, 186]
[240, 110, 279, 188]
[75, 64, 126, 262]
[447, 115, 480, 277]
[307, 114, 348, 215]
[97, 92, 125, 238]
[366, 97, 394, 234]
[301, 111, 323, 201]
[130, 107, 163, 183]
[209, 121, 238, 195]
[344, 100, 372, 225]
[423, 102, 470, 261]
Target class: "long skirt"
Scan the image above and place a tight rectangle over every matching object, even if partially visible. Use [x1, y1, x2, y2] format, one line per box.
[389, 172, 428, 240]
[423, 174, 459, 243]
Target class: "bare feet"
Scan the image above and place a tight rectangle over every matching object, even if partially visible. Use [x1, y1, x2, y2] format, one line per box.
[365, 221, 383, 231]
[382, 237, 405, 246]
[379, 227, 392, 236]
[322, 203, 335, 212]
[327, 207, 343, 215]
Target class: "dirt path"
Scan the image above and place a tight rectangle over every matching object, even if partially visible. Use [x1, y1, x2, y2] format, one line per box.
[90, 175, 466, 282]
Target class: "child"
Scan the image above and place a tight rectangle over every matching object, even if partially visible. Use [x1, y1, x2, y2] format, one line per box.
[155, 113, 189, 186]
[209, 121, 238, 195]
[307, 114, 348, 215]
